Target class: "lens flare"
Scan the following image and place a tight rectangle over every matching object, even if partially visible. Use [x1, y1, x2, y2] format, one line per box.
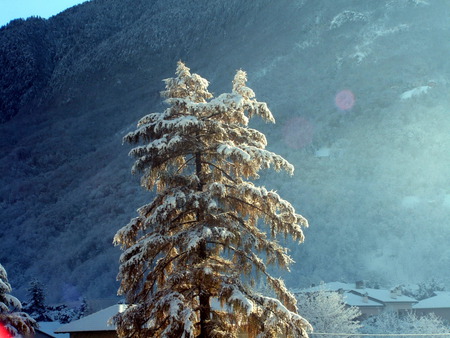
[0, 322, 12, 338]
[335, 90, 355, 111]
[282, 117, 314, 149]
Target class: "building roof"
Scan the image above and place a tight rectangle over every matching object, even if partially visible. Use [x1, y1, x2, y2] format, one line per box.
[292, 281, 355, 293]
[54, 298, 234, 334]
[55, 304, 126, 333]
[344, 291, 384, 307]
[293, 283, 383, 308]
[37, 322, 69, 338]
[362, 288, 416, 304]
[413, 292, 450, 309]
[35, 328, 56, 338]
[294, 282, 417, 306]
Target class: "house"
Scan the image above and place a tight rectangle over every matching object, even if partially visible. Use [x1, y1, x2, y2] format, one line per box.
[55, 304, 126, 338]
[413, 291, 450, 321]
[341, 290, 384, 317]
[33, 328, 56, 338]
[293, 281, 417, 317]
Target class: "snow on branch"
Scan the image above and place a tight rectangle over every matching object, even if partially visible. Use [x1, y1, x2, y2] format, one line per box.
[217, 143, 251, 162]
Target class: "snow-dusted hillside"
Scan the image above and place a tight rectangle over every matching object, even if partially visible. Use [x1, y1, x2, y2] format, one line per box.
[1, 0, 450, 302]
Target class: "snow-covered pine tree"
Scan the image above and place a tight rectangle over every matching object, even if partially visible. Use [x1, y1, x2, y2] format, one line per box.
[0, 264, 37, 336]
[24, 278, 50, 322]
[114, 62, 311, 338]
[76, 297, 89, 319]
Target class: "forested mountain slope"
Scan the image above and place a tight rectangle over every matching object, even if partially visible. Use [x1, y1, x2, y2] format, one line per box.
[1, 0, 450, 302]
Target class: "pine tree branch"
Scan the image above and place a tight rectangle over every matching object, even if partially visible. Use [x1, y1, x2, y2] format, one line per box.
[202, 111, 223, 120]
[137, 250, 189, 304]
[226, 195, 283, 229]
[202, 160, 236, 183]
[175, 155, 195, 174]
[207, 241, 269, 275]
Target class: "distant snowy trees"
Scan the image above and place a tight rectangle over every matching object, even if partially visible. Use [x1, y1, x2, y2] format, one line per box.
[23, 279, 49, 322]
[296, 290, 361, 337]
[295, 288, 450, 337]
[22, 279, 84, 323]
[361, 311, 450, 337]
[0, 264, 37, 336]
[113, 62, 311, 337]
[402, 279, 445, 301]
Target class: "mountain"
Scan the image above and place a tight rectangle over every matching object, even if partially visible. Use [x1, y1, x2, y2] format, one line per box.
[1, 0, 450, 303]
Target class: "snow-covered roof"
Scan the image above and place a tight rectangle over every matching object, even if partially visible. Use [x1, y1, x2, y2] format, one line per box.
[293, 283, 382, 308]
[344, 291, 383, 307]
[38, 322, 69, 338]
[362, 288, 416, 304]
[292, 281, 355, 293]
[55, 304, 126, 333]
[294, 282, 417, 305]
[34, 327, 56, 338]
[413, 292, 450, 309]
[55, 299, 233, 334]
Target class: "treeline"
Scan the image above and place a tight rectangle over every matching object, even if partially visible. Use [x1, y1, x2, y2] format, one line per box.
[0, 0, 273, 123]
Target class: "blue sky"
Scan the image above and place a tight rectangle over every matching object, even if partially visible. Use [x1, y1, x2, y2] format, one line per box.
[0, 0, 89, 27]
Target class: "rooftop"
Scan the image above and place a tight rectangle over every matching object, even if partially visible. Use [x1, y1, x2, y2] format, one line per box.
[294, 282, 417, 305]
[55, 304, 126, 333]
[344, 291, 383, 307]
[413, 292, 450, 309]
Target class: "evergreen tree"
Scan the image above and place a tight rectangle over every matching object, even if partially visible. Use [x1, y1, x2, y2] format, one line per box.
[0, 264, 37, 336]
[24, 278, 50, 322]
[75, 297, 89, 320]
[114, 62, 311, 337]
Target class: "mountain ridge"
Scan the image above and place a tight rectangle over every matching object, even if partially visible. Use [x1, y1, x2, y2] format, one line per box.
[1, 0, 450, 302]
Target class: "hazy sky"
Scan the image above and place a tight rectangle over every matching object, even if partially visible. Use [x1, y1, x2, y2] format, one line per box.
[0, 0, 89, 27]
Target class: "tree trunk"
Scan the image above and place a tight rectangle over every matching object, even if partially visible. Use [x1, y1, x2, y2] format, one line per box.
[196, 151, 210, 337]
[198, 239, 210, 338]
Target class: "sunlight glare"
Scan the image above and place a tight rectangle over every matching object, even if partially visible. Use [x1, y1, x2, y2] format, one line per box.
[335, 89, 355, 111]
